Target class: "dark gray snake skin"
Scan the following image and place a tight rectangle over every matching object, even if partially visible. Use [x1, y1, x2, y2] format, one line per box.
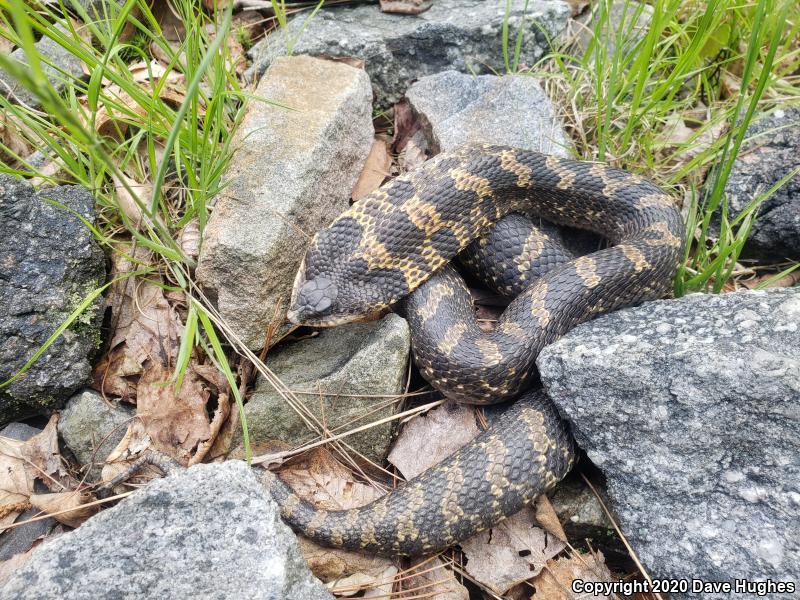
[269, 144, 684, 556]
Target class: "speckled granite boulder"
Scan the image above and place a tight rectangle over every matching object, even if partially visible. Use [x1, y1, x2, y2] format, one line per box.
[538, 289, 800, 595]
[0, 462, 333, 600]
[0, 175, 105, 425]
[246, 0, 571, 106]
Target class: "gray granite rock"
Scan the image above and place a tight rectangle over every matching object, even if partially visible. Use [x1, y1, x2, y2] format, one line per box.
[197, 55, 373, 349]
[0, 462, 333, 600]
[715, 105, 800, 261]
[246, 0, 571, 106]
[244, 314, 410, 464]
[405, 70, 571, 156]
[0, 423, 57, 562]
[537, 289, 800, 593]
[57, 389, 134, 482]
[0, 25, 85, 109]
[0, 175, 106, 425]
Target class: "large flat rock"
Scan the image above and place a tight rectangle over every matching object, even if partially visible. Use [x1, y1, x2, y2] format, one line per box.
[537, 289, 800, 595]
[0, 462, 333, 600]
[246, 0, 571, 106]
[196, 56, 374, 349]
[0, 175, 105, 425]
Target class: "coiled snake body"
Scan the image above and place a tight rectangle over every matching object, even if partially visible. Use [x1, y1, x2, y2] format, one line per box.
[271, 144, 683, 556]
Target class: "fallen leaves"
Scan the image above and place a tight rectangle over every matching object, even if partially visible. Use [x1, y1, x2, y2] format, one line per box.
[398, 557, 469, 599]
[93, 245, 231, 470]
[29, 491, 98, 528]
[278, 447, 384, 513]
[461, 506, 566, 595]
[387, 403, 479, 480]
[531, 550, 614, 599]
[0, 417, 77, 532]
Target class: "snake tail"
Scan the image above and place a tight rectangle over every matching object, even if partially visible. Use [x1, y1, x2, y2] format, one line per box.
[266, 390, 576, 557]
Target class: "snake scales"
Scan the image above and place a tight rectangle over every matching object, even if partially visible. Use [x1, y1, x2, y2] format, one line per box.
[269, 143, 684, 556]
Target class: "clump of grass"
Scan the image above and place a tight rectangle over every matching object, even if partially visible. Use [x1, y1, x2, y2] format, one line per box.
[529, 0, 800, 294]
[0, 0, 252, 456]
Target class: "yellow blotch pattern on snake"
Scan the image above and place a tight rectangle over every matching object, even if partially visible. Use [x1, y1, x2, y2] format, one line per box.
[275, 144, 683, 556]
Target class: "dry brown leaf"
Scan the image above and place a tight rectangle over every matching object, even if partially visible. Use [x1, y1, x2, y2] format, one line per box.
[0, 36, 14, 54]
[137, 362, 229, 464]
[93, 81, 190, 141]
[112, 172, 167, 232]
[93, 247, 180, 400]
[231, 10, 266, 41]
[298, 537, 393, 584]
[531, 550, 613, 599]
[177, 218, 201, 261]
[30, 491, 98, 528]
[397, 557, 469, 600]
[566, 0, 590, 17]
[361, 566, 399, 599]
[534, 495, 567, 542]
[330, 566, 398, 597]
[352, 140, 392, 201]
[151, 1, 186, 42]
[461, 506, 566, 595]
[100, 418, 155, 486]
[93, 244, 230, 466]
[379, 0, 432, 15]
[28, 160, 64, 188]
[128, 61, 184, 86]
[92, 85, 147, 140]
[321, 55, 366, 70]
[392, 98, 422, 154]
[0, 416, 75, 533]
[0, 114, 33, 162]
[742, 269, 800, 289]
[387, 403, 479, 480]
[399, 130, 429, 173]
[279, 448, 384, 510]
[0, 437, 33, 531]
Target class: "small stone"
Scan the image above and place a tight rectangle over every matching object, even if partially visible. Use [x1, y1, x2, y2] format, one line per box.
[0, 462, 333, 600]
[713, 105, 800, 260]
[548, 474, 613, 542]
[0, 25, 85, 109]
[405, 70, 571, 156]
[0, 175, 106, 425]
[246, 0, 571, 107]
[537, 288, 800, 589]
[57, 389, 134, 482]
[197, 55, 373, 349]
[243, 314, 410, 464]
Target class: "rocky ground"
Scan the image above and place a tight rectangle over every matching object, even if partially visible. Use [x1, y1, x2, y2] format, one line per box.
[1, 1, 798, 599]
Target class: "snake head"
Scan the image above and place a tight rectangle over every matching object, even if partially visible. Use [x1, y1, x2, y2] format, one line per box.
[286, 216, 409, 327]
